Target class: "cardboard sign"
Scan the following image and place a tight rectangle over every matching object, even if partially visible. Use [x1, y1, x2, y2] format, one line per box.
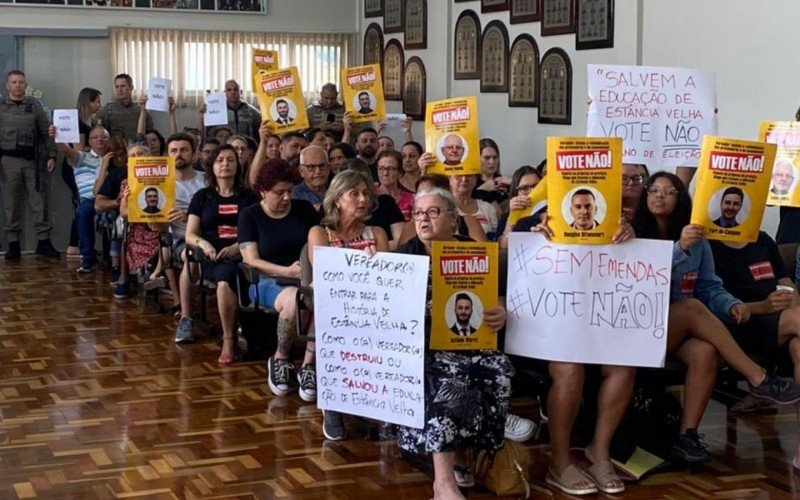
[424, 97, 480, 175]
[690, 135, 776, 243]
[251, 48, 279, 92]
[52, 109, 79, 144]
[587, 64, 717, 168]
[313, 247, 429, 429]
[507, 180, 548, 228]
[760, 121, 800, 207]
[127, 156, 175, 223]
[203, 92, 228, 127]
[505, 232, 672, 368]
[341, 64, 386, 124]
[146, 77, 171, 112]
[255, 67, 309, 134]
[547, 137, 622, 244]
[430, 241, 498, 350]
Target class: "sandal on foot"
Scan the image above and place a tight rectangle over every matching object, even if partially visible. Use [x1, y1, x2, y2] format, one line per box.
[453, 464, 474, 488]
[545, 464, 597, 496]
[581, 460, 625, 494]
[218, 351, 236, 367]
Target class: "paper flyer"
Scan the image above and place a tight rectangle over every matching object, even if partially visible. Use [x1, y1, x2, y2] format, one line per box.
[760, 121, 800, 207]
[424, 96, 480, 175]
[251, 48, 279, 92]
[127, 156, 175, 223]
[255, 67, 309, 134]
[341, 63, 386, 124]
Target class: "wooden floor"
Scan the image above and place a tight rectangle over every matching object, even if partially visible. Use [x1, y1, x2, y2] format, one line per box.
[3, 257, 800, 499]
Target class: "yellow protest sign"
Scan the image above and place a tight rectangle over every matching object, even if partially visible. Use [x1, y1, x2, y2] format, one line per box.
[760, 121, 800, 207]
[547, 137, 622, 244]
[127, 156, 175, 223]
[424, 97, 480, 176]
[251, 48, 279, 92]
[341, 64, 386, 124]
[690, 135, 776, 243]
[430, 241, 498, 350]
[255, 67, 309, 134]
[507, 181, 548, 228]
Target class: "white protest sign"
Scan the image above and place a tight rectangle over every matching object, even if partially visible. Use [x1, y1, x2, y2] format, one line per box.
[146, 77, 172, 112]
[204, 92, 228, 127]
[505, 232, 672, 368]
[587, 64, 717, 169]
[52, 109, 80, 144]
[382, 113, 409, 145]
[314, 247, 429, 428]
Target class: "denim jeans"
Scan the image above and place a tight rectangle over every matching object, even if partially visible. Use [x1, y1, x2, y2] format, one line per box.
[77, 198, 96, 265]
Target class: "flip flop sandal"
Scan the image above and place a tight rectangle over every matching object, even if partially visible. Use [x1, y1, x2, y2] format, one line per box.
[453, 464, 475, 488]
[545, 464, 598, 496]
[581, 460, 625, 495]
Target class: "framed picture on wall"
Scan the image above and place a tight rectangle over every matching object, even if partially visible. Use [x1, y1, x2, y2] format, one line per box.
[538, 48, 572, 124]
[541, 0, 575, 36]
[365, 0, 383, 17]
[508, 34, 540, 107]
[480, 20, 509, 93]
[364, 23, 384, 69]
[576, 0, 614, 50]
[454, 9, 481, 80]
[404, 0, 427, 50]
[403, 56, 426, 121]
[384, 0, 405, 34]
[383, 39, 404, 101]
[481, 0, 509, 13]
[510, 0, 542, 23]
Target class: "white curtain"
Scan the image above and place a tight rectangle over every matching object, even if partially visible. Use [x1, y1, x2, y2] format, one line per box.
[110, 28, 352, 107]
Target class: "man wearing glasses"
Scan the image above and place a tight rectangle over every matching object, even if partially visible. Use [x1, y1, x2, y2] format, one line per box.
[306, 83, 346, 140]
[441, 134, 467, 167]
[292, 145, 330, 210]
[622, 163, 649, 222]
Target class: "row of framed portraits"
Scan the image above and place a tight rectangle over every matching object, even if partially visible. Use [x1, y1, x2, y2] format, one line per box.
[366, 0, 613, 51]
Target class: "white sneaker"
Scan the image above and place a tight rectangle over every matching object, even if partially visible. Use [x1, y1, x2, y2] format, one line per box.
[504, 413, 536, 442]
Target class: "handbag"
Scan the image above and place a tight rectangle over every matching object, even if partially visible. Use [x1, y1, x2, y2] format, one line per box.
[472, 439, 531, 498]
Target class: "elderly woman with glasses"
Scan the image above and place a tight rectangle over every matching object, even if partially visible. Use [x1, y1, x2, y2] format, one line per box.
[394, 187, 512, 500]
[375, 150, 414, 221]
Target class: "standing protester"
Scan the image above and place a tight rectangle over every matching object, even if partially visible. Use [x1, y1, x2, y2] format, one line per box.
[96, 73, 151, 144]
[201, 80, 262, 142]
[305, 83, 346, 141]
[0, 70, 60, 260]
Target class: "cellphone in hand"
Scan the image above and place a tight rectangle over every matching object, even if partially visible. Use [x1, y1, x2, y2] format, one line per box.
[327, 113, 336, 123]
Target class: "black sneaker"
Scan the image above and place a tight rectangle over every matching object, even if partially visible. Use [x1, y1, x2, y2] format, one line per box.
[109, 267, 121, 286]
[35, 239, 60, 259]
[322, 410, 346, 441]
[671, 428, 711, 463]
[749, 372, 800, 405]
[5, 241, 20, 260]
[267, 356, 295, 396]
[297, 364, 317, 402]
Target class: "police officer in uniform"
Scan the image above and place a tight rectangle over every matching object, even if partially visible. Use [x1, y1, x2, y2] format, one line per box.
[305, 82, 345, 141]
[0, 70, 60, 259]
[95, 73, 152, 144]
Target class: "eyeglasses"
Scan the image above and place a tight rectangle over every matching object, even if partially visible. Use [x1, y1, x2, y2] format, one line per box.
[646, 185, 679, 197]
[622, 175, 646, 185]
[301, 163, 329, 172]
[377, 166, 399, 173]
[516, 184, 537, 195]
[412, 207, 447, 220]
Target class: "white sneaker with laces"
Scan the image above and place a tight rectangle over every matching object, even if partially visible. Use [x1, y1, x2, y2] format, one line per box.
[504, 413, 536, 442]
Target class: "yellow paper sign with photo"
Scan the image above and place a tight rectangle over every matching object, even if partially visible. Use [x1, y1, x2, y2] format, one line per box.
[760, 121, 800, 207]
[424, 96, 480, 176]
[127, 156, 175, 224]
[547, 137, 622, 244]
[251, 48, 279, 93]
[690, 135, 776, 243]
[255, 67, 309, 134]
[341, 64, 386, 124]
[430, 241, 498, 350]
[507, 181, 548, 228]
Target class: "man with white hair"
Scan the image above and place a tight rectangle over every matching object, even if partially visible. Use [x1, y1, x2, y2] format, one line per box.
[441, 133, 466, 166]
[292, 145, 330, 210]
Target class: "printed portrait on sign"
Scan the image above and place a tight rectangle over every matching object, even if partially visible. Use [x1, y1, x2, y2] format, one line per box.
[271, 98, 296, 125]
[708, 186, 750, 229]
[138, 186, 165, 214]
[444, 291, 484, 337]
[435, 133, 470, 167]
[353, 91, 376, 115]
[561, 186, 606, 230]
[770, 159, 798, 197]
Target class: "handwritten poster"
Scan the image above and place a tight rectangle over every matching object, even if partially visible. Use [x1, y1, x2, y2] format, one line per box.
[430, 241, 498, 350]
[424, 96, 480, 175]
[507, 180, 548, 229]
[547, 137, 622, 244]
[127, 156, 175, 223]
[146, 77, 172, 112]
[203, 92, 228, 127]
[251, 48, 279, 92]
[341, 63, 387, 124]
[505, 232, 672, 367]
[690, 136, 776, 243]
[52, 109, 79, 144]
[313, 247, 429, 429]
[760, 121, 800, 207]
[587, 64, 717, 168]
[255, 67, 309, 134]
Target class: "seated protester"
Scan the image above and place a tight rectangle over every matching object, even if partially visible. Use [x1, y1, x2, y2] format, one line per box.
[632, 172, 800, 463]
[328, 142, 356, 175]
[228, 135, 255, 177]
[621, 163, 649, 222]
[92, 137, 128, 284]
[246, 121, 282, 188]
[213, 125, 233, 145]
[280, 132, 307, 167]
[394, 188, 512, 499]
[375, 150, 414, 221]
[377, 135, 395, 155]
[238, 159, 321, 400]
[474, 138, 510, 206]
[306, 127, 328, 149]
[52, 124, 110, 273]
[144, 128, 166, 156]
[292, 145, 330, 210]
[323, 132, 336, 151]
[496, 166, 542, 247]
[406, 174, 487, 243]
[183, 144, 258, 366]
[307, 169, 390, 440]
[196, 138, 220, 172]
[399, 141, 423, 193]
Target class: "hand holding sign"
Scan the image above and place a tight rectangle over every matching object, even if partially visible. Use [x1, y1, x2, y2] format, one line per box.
[146, 77, 172, 112]
[52, 109, 79, 144]
[204, 92, 228, 127]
